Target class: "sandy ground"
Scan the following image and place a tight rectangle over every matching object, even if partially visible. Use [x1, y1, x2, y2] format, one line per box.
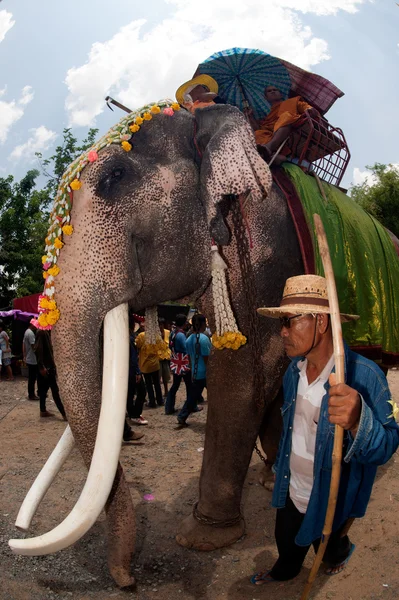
[0, 373, 399, 600]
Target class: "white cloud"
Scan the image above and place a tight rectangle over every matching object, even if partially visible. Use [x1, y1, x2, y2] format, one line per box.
[64, 0, 364, 127]
[352, 163, 399, 187]
[9, 126, 57, 162]
[19, 85, 34, 106]
[0, 86, 35, 144]
[0, 10, 15, 43]
[352, 167, 376, 187]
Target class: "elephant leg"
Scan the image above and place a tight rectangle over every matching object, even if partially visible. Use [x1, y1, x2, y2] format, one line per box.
[105, 465, 136, 588]
[176, 346, 271, 550]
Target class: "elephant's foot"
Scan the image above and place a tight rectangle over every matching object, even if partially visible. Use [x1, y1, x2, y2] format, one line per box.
[108, 562, 136, 589]
[176, 512, 245, 551]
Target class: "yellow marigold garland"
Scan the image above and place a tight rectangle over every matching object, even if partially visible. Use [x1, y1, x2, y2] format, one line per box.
[38, 99, 180, 330]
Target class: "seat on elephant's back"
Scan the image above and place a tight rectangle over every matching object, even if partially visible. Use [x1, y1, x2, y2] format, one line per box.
[280, 111, 350, 187]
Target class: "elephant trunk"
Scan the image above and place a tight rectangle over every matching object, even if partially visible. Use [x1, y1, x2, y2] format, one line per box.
[9, 303, 130, 556]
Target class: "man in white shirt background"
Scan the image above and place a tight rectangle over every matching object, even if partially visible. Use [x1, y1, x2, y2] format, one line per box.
[23, 319, 39, 401]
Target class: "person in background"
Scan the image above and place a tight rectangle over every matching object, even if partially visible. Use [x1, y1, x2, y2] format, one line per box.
[34, 329, 66, 419]
[23, 319, 39, 400]
[136, 324, 164, 408]
[158, 318, 171, 399]
[165, 314, 192, 415]
[177, 313, 211, 426]
[0, 320, 13, 381]
[126, 315, 147, 427]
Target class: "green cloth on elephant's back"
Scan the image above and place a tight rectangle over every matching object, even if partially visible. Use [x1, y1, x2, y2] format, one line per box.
[283, 163, 399, 356]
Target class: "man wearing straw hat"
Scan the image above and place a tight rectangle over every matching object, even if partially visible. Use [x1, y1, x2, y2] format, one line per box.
[251, 274, 399, 585]
[175, 74, 220, 113]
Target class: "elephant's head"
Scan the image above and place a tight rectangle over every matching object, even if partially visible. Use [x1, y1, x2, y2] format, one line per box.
[9, 100, 271, 587]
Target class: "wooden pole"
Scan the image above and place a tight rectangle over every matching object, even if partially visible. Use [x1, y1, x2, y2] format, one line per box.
[300, 214, 346, 600]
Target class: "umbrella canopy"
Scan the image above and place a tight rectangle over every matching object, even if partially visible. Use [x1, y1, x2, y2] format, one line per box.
[194, 48, 344, 120]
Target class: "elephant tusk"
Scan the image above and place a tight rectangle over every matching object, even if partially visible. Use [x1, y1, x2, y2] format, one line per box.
[9, 303, 129, 555]
[15, 426, 75, 531]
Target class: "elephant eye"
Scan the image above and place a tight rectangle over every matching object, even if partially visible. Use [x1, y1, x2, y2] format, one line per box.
[97, 165, 126, 196]
[111, 167, 124, 180]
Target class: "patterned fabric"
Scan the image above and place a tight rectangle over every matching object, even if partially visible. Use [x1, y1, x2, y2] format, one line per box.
[170, 352, 190, 375]
[280, 164, 399, 366]
[169, 329, 190, 375]
[279, 59, 344, 116]
[195, 47, 343, 120]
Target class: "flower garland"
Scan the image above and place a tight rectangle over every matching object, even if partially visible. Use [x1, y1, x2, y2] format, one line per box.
[210, 245, 247, 350]
[37, 99, 180, 330]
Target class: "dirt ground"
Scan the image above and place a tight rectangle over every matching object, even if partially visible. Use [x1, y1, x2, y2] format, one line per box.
[1, 373, 399, 600]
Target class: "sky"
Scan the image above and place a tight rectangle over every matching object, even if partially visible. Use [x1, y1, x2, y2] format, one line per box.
[0, 0, 398, 190]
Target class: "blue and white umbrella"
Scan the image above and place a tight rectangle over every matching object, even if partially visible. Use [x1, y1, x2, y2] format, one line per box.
[195, 47, 292, 120]
[194, 47, 344, 120]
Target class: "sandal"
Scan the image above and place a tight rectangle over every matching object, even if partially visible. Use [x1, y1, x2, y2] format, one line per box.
[250, 570, 275, 585]
[325, 543, 355, 575]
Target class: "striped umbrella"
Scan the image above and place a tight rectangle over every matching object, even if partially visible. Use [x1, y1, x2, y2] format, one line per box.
[194, 47, 344, 120]
[195, 48, 291, 120]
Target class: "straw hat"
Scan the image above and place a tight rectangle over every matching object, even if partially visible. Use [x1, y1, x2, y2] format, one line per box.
[257, 275, 359, 322]
[175, 74, 219, 105]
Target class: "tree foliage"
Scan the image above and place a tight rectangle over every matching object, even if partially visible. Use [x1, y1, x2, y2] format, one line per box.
[0, 128, 98, 307]
[0, 170, 50, 307]
[350, 163, 399, 238]
[36, 127, 98, 199]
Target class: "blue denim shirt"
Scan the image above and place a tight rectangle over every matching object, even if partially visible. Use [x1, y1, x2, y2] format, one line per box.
[272, 343, 399, 547]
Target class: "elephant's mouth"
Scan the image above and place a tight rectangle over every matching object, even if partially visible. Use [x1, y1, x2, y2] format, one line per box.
[9, 303, 130, 555]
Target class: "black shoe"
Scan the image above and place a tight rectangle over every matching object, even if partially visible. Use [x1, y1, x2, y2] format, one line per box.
[177, 418, 188, 427]
[165, 409, 177, 415]
[148, 403, 157, 408]
[157, 400, 165, 407]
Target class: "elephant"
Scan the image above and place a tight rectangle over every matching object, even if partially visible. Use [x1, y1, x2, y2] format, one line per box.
[8, 102, 305, 588]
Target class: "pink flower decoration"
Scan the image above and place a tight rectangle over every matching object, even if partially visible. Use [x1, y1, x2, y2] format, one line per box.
[88, 150, 98, 162]
[38, 323, 53, 331]
[163, 107, 174, 116]
[43, 262, 52, 271]
[143, 494, 155, 502]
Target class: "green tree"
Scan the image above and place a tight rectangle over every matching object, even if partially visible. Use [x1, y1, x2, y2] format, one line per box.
[350, 163, 399, 238]
[36, 127, 98, 199]
[0, 170, 50, 307]
[0, 127, 99, 307]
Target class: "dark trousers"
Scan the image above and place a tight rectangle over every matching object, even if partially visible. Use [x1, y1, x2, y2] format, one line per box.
[178, 378, 206, 421]
[270, 495, 352, 581]
[143, 370, 163, 406]
[126, 375, 146, 418]
[37, 367, 66, 417]
[165, 371, 192, 414]
[27, 363, 38, 398]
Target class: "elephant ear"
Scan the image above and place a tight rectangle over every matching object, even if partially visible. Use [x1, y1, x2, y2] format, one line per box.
[194, 104, 273, 244]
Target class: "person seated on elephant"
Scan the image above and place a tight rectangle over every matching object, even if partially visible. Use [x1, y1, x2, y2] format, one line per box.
[135, 325, 164, 408]
[250, 85, 318, 164]
[177, 313, 211, 426]
[252, 275, 399, 586]
[165, 314, 192, 415]
[175, 74, 221, 113]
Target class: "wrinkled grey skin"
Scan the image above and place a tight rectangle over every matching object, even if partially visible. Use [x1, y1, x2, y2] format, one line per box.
[51, 104, 303, 587]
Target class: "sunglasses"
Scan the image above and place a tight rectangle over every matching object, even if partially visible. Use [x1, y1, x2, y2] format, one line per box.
[279, 314, 315, 328]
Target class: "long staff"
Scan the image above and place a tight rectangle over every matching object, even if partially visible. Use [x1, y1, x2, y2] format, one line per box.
[300, 213, 345, 600]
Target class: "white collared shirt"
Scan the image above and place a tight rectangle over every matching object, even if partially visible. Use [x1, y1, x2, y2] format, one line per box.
[289, 354, 335, 513]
